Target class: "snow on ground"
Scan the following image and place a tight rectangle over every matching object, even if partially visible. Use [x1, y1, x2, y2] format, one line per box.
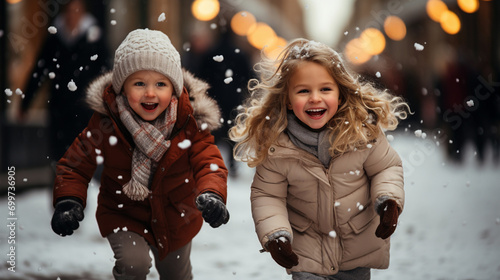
[1, 132, 499, 280]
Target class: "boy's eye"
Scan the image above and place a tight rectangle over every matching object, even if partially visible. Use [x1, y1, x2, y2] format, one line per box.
[156, 82, 166, 87]
[134, 82, 145, 86]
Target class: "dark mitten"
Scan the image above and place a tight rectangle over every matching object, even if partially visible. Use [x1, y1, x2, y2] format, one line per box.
[375, 199, 400, 239]
[267, 237, 299, 269]
[51, 198, 84, 236]
[195, 192, 229, 228]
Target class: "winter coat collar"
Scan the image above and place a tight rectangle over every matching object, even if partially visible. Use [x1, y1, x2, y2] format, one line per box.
[85, 69, 222, 132]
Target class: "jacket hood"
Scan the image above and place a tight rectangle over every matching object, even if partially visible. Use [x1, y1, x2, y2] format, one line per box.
[85, 69, 222, 131]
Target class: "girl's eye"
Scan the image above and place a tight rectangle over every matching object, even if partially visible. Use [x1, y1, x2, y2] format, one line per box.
[298, 89, 309, 94]
[321, 87, 332, 92]
[134, 82, 145, 86]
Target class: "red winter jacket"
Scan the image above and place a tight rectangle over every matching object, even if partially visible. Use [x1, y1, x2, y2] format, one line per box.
[53, 71, 228, 260]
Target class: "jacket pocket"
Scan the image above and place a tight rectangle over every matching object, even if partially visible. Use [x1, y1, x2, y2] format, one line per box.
[288, 209, 313, 233]
[347, 208, 377, 235]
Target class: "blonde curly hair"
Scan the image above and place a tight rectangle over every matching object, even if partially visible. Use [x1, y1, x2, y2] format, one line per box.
[229, 38, 409, 167]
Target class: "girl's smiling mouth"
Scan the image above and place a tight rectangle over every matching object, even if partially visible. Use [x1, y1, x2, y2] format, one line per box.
[306, 108, 326, 118]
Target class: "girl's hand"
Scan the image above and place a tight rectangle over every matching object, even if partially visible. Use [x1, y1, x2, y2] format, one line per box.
[267, 237, 299, 269]
[375, 199, 400, 239]
[195, 192, 230, 228]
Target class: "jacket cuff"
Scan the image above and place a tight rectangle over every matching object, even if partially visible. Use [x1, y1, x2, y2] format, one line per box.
[54, 196, 84, 208]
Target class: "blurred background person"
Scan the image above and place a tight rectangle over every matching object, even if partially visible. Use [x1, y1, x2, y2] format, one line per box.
[184, 25, 254, 177]
[18, 0, 110, 164]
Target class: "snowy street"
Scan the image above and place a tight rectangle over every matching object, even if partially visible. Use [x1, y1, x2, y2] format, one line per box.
[0, 132, 499, 280]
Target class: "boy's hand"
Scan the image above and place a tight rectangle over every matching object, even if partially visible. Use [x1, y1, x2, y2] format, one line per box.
[51, 198, 84, 236]
[267, 237, 299, 269]
[375, 199, 400, 239]
[195, 192, 229, 228]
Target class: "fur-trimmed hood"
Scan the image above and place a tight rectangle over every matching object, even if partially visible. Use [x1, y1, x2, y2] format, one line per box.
[85, 69, 221, 131]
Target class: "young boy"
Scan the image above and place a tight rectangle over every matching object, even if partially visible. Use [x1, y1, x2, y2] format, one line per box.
[50, 29, 229, 280]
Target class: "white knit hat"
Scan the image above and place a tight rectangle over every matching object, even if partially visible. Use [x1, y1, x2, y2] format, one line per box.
[112, 29, 183, 96]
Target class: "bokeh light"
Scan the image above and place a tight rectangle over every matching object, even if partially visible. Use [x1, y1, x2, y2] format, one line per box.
[263, 37, 288, 60]
[230, 11, 257, 36]
[440, 10, 461, 34]
[458, 0, 479, 13]
[247, 22, 277, 50]
[360, 28, 386, 55]
[426, 0, 448, 22]
[384, 16, 407, 41]
[344, 38, 372, 65]
[191, 0, 220, 21]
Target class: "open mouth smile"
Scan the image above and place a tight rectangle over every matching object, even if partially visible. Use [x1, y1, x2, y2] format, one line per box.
[141, 103, 158, 111]
[306, 108, 327, 118]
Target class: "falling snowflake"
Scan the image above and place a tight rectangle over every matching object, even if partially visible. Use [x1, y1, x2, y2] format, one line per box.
[375, 71, 381, 78]
[387, 135, 394, 142]
[90, 54, 98, 61]
[213, 55, 224, 62]
[158, 12, 166, 22]
[414, 129, 423, 138]
[329, 230, 337, 238]
[224, 77, 233, 84]
[49, 72, 56, 79]
[96, 155, 104, 165]
[178, 139, 192, 149]
[48, 26, 57, 34]
[109, 136, 118, 146]
[4, 89, 12, 96]
[466, 99, 474, 107]
[414, 43, 424, 51]
[67, 80, 77, 91]
[210, 163, 219, 171]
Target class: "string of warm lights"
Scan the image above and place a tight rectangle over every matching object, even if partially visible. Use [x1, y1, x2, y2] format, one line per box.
[344, 0, 487, 65]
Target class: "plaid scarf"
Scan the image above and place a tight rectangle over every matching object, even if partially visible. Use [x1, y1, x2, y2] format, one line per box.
[116, 94, 178, 201]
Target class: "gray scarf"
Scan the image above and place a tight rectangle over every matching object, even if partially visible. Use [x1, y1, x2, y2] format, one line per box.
[286, 112, 332, 167]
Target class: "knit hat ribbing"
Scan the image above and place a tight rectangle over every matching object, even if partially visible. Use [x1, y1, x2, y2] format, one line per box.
[112, 29, 183, 96]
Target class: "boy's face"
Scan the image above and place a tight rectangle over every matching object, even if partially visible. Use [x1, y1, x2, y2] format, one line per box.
[287, 61, 340, 130]
[122, 70, 174, 121]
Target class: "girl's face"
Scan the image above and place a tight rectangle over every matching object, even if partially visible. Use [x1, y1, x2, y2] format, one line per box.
[123, 70, 174, 121]
[287, 61, 340, 130]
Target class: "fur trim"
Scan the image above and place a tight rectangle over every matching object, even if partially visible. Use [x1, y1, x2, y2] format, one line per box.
[86, 70, 222, 131]
[86, 72, 112, 115]
[182, 70, 222, 131]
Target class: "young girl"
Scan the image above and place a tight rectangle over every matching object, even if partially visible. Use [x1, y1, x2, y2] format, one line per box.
[50, 29, 229, 280]
[229, 39, 409, 279]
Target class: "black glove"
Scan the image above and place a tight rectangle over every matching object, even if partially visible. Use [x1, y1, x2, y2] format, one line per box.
[51, 198, 84, 236]
[375, 199, 400, 239]
[195, 192, 229, 228]
[267, 237, 299, 269]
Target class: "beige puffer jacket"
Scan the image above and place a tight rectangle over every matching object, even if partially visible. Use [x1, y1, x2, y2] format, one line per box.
[251, 132, 404, 275]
